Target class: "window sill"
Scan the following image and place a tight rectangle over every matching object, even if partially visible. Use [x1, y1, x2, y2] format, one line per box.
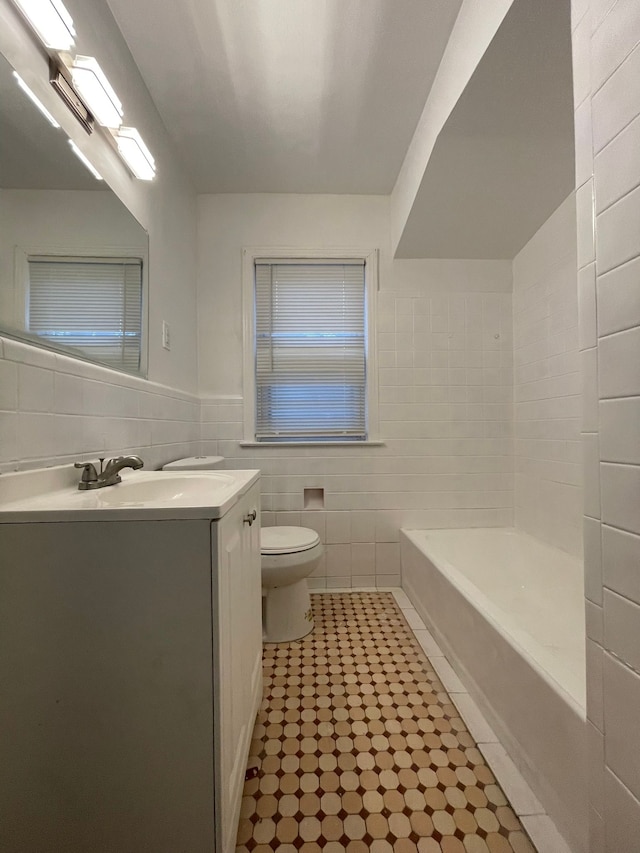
[238, 440, 385, 448]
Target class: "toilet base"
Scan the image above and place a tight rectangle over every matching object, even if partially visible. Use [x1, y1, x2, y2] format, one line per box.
[263, 578, 314, 643]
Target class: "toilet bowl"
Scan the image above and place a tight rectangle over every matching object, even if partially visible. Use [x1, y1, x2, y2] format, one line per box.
[261, 526, 323, 643]
[161, 457, 322, 643]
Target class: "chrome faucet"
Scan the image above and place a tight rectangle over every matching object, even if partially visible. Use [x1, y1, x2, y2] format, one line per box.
[74, 455, 144, 490]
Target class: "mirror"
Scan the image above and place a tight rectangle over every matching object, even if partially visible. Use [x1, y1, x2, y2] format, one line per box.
[0, 50, 149, 377]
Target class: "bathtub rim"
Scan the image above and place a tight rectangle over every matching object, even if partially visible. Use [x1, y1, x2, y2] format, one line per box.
[401, 527, 586, 718]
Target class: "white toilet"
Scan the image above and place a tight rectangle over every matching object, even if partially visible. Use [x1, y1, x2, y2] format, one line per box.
[260, 526, 322, 643]
[161, 456, 322, 643]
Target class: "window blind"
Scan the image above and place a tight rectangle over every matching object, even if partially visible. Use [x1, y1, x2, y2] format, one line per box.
[27, 256, 143, 373]
[254, 260, 367, 440]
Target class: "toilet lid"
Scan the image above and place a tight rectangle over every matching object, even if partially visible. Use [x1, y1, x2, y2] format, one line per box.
[261, 526, 320, 555]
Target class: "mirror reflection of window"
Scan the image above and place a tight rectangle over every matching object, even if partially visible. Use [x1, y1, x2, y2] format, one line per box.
[0, 50, 149, 377]
[27, 256, 143, 373]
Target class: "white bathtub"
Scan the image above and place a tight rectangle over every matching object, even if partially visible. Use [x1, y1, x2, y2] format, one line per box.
[401, 527, 587, 853]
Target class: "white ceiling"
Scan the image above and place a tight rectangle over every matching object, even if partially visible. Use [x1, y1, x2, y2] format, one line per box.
[105, 0, 463, 194]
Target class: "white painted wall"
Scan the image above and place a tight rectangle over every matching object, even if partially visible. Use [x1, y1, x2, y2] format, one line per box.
[198, 193, 513, 588]
[0, 188, 146, 328]
[390, 0, 516, 253]
[0, 0, 200, 470]
[513, 194, 583, 556]
[571, 0, 640, 849]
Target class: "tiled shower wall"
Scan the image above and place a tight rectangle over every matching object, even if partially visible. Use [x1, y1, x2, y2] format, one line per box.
[0, 336, 200, 475]
[512, 195, 583, 556]
[202, 275, 514, 589]
[572, 0, 640, 849]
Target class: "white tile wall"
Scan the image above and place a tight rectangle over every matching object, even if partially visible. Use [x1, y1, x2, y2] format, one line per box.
[201, 281, 514, 588]
[572, 0, 640, 847]
[0, 336, 200, 473]
[597, 256, 640, 336]
[512, 195, 583, 556]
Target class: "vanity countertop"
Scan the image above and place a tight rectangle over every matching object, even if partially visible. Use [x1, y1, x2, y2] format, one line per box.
[0, 467, 260, 522]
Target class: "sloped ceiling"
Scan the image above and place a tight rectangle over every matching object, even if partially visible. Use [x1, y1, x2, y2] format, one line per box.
[395, 0, 575, 259]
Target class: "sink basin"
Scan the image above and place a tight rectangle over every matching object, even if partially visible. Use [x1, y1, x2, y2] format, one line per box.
[0, 467, 260, 521]
[95, 473, 236, 506]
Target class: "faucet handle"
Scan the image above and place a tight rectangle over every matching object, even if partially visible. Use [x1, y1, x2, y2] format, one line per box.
[74, 461, 98, 483]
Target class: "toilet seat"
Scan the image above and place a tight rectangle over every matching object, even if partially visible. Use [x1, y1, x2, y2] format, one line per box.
[260, 526, 320, 555]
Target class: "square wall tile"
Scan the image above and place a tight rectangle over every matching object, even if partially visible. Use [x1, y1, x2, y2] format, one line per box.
[588, 720, 605, 815]
[0, 360, 18, 410]
[590, 0, 616, 32]
[595, 114, 640, 214]
[600, 397, 640, 464]
[600, 462, 640, 535]
[586, 600, 604, 644]
[582, 348, 599, 433]
[576, 179, 596, 269]
[603, 653, 640, 797]
[578, 264, 597, 351]
[325, 512, 351, 544]
[574, 95, 594, 191]
[350, 543, 375, 576]
[592, 44, 640, 154]
[598, 327, 640, 398]
[586, 639, 604, 731]
[602, 524, 640, 605]
[589, 807, 605, 853]
[604, 768, 640, 852]
[591, 0, 640, 92]
[375, 542, 400, 575]
[350, 510, 375, 542]
[18, 365, 54, 413]
[596, 184, 640, 275]
[572, 10, 592, 107]
[603, 589, 640, 673]
[583, 433, 601, 520]
[584, 516, 603, 605]
[325, 544, 351, 577]
[597, 256, 640, 337]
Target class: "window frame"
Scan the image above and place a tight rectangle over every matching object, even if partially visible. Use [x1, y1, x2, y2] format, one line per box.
[242, 246, 379, 445]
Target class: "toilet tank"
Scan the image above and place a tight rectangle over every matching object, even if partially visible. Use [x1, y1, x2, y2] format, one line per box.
[162, 456, 225, 471]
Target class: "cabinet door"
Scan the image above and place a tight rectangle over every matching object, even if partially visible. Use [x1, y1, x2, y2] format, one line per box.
[214, 486, 262, 853]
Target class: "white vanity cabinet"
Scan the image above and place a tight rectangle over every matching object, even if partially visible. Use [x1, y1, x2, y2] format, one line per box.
[0, 471, 262, 853]
[213, 484, 263, 853]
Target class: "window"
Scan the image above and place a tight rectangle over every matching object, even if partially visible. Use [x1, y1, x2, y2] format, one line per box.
[27, 255, 144, 374]
[243, 250, 378, 443]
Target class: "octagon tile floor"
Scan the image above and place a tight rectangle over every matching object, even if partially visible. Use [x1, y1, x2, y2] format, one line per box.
[235, 591, 537, 853]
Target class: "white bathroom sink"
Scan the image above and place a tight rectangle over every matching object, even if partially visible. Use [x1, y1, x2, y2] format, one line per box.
[95, 472, 236, 506]
[0, 467, 260, 521]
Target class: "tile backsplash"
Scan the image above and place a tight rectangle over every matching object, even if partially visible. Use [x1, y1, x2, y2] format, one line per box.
[0, 336, 200, 475]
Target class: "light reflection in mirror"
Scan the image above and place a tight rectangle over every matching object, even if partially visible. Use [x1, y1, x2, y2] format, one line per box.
[0, 50, 149, 377]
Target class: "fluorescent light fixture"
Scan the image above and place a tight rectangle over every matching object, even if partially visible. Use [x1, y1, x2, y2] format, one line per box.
[13, 71, 60, 128]
[115, 127, 156, 181]
[71, 56, 123, 129]
[68, 139, 102, 180]
[13, 0, 75, 50]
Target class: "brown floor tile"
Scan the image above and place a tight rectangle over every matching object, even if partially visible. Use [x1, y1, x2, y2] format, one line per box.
[235, 592, 538, 852]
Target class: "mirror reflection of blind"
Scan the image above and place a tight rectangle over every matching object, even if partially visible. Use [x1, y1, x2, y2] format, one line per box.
[254, 260, 366, 440]
[27, 257, 143, 372]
